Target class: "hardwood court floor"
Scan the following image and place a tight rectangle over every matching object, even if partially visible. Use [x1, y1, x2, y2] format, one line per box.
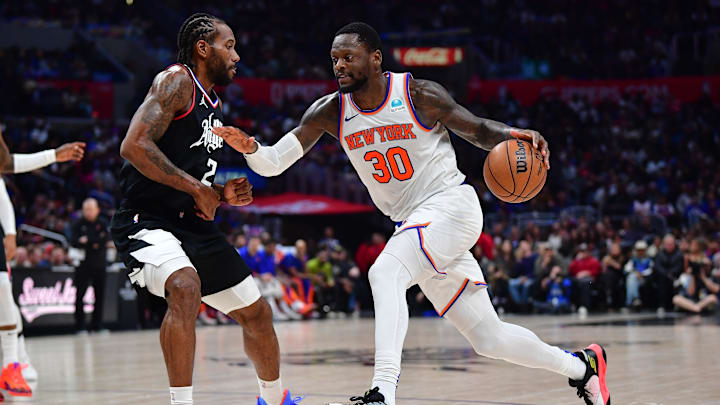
[15, 313, 720, 404]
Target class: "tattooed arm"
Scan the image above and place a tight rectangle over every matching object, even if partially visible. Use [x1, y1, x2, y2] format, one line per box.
[409, 79, 550, 169]
[120, 66, 220, 219]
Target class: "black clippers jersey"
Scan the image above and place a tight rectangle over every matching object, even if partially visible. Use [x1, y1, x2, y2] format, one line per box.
[119, 64, 224, 215]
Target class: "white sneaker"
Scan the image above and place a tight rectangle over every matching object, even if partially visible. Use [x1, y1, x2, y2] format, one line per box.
[578, 306, 588, 319]
[21, 363, 37, 381]
[280, 302, 302, 320]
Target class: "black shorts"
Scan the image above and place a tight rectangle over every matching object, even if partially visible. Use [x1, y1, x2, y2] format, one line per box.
[110, 208, 250, 296]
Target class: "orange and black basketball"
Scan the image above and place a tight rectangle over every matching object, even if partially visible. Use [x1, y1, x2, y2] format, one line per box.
[483, 139, 547, 203]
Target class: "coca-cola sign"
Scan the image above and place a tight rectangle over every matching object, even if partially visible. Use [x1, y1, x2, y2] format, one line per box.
[393, 47, 464, 67]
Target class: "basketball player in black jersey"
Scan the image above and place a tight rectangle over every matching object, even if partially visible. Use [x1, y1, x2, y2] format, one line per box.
[110, 14, 300, 405]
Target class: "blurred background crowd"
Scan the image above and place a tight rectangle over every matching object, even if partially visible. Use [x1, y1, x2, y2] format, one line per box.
[1, 0, 719, 331]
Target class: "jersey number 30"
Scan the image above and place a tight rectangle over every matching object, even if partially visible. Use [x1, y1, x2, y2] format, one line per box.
[364, 147, 414, 183]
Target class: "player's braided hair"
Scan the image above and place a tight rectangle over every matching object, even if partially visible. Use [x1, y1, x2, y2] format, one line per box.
[177, 13, 224, 68]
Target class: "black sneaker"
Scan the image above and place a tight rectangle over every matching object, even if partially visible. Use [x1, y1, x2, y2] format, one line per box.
[568, 344, 610, 405]
[336, 387, 386, 405]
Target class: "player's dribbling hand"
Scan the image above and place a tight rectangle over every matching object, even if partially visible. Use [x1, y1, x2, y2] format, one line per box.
[509, 128, 550, 170]
[212, 127, 258, 154]
[55, 142, 86, 162]
[223, 177, 253, 206]
[192, 182, 221, 221]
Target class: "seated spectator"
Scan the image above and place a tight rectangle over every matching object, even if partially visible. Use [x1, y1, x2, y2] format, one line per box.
[279, 239, 315, 316]
[569, 243, 601, 314]
[49, 246, 73, 271]
[532, 242, 565, 303]
[653, 234, 683, 311]
[330, 247, 363, 315]
[319, 226, 341, 251]
[238, 237, 299, 321]
[624, 240, 654, 308]
[231, 232, 247, 250]
[673, 240, 717, 313]
[600, 242, 625, 309]
[11, 246, 31, 268]
[306, 248, 334, 314]
[354, 232, 386, 310]
[509, 241, 536, 311]
[534, 265, 572, 314]
[260, 240, 301, 321]
[237, 236, 265, 274]
[487, 263, 510, 314]
[476, 232, 495, 261]
[29, 246, 50, 268]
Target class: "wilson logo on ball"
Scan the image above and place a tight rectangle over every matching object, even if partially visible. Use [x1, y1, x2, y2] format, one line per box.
[515, 140, 527, 173]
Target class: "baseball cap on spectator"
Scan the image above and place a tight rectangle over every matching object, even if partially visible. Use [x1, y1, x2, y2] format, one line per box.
[634, 240, 648, 250]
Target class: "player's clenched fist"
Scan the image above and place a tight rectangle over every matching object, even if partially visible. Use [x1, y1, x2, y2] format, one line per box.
[55, 142, 86, 162]
[223, 177, 253, 206]
[192, 182, 221, 221]
[212, 126, 258, 154]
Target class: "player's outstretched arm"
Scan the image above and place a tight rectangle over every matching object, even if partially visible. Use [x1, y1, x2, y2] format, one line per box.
[409, 79, 550, 169]
[213, 93, 339, 176]
[1, 120, 86, 174]
[120, 68, 220, 219]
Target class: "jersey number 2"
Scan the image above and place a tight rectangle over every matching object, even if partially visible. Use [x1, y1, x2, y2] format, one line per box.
[364, 147, 414, 183]
[201, 158, 217, 186]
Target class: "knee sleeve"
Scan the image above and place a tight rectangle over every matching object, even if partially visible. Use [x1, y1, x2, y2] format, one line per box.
[0, 273, 17, 326]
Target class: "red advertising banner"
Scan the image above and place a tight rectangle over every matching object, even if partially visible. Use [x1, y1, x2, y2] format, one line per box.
[235, 193, 374, 215]
[392, 47, 464, 67]
[37, 80, 114, 119]
[467, 76, 720, 106]
[231, 78, 336, 106]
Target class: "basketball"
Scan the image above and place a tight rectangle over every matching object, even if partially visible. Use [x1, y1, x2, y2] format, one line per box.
[483, 139, 547, 203]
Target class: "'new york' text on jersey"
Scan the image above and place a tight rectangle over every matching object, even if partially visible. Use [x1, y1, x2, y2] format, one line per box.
[338, 72, 465, 222]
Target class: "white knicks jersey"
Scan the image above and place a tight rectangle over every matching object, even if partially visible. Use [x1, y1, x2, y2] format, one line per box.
[338, 72, 465, 222]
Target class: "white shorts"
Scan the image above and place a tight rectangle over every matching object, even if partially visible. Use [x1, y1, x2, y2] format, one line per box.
[381, 184, 488, 316]
[128, 229, 261, 314]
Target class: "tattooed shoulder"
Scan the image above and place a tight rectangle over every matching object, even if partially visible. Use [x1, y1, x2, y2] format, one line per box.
[138, 68, 193, 141]
[154, 68, 194, 114]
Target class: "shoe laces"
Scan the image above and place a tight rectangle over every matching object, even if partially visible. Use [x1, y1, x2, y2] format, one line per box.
[349, 387, 384, 404]
[568, 370, 593, 405]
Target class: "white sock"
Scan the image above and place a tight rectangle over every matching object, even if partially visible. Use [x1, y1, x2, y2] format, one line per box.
[368, 254, 413, 405]
[1, 331, 18, 366]
[258, 377, 284, 405]
[443, 288, 587, 381]
[18, 335, 29, 364]
[169, 386, 192, 404]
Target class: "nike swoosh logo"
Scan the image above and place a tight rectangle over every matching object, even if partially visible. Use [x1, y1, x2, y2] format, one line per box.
[344, 114, 359, 122]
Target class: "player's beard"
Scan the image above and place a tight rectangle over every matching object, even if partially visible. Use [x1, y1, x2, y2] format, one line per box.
[208, 52, 234, 86]
[338, 75, 368, 94]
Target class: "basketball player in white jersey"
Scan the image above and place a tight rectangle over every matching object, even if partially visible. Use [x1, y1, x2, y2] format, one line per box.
[214, 22, 610, 405]
[0, 125, 85, 398]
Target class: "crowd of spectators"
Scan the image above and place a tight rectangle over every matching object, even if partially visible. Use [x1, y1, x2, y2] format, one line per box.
[4, 0, 718, 80]
[2, 80, 719, 323]
[1, 0, 719, 326]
